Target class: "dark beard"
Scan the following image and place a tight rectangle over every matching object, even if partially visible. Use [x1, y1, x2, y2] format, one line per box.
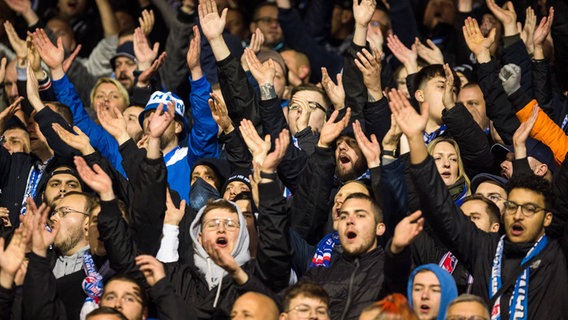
[335, 158, 367, 182]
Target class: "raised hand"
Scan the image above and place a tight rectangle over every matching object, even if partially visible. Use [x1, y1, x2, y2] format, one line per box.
[486, 0, 517, 36]
[137, 51, 167, 87]
[133, 27, 159, 71]
[0, 96, 24, 131]
[147, 102, 175, 139]
[519, 7, 536, 54]
[198, 0, 228, 41]
[318, 108, 352, 148]
[262, 128, 290, 173]
[390, 210, 424, 254]
[136, 255, 166, 287]
[27, 41, 44, 80]
[382, 114, 402, 153]
[239, 119, 271, 165]
[388, 89, 429, 139]
[25, 62, 43, 110]
[0, 57, 6, 84]
[98, 106, 129, 145]
[291, 97, 311, 133]
[387, 34, 418, 74]
[533, 7, 554, 54]
[512, 105, 538, 159]
[353, 0, 376, 27]
[74, 156, 114, 200]
[320, 67, 345, 110]
[0, 228, 28, 289]
[353, 48, 383, 101]
[442, 63, 456, 110]
[62, 45, 82, 73]
[52, 124, 95, 156]
[4, 21, 27, 60]
[415, 38, 444, 65]
[463, 17, 495, 63]
[208, 92, 233, 133]
[186, 25, 202, 78]
[241, 28, 264, 71]
[29, 28, 65, 78]
[366, 23, 384, 52]
[353, 120, 381, 168]
[26, 198, 58, 258]
[164, 189, 186, 226]
[139, 9, 155, 36]
[244, 48, 275, 86]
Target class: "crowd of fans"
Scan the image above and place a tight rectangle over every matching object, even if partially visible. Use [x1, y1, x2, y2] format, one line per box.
[0, 0, 567, 319]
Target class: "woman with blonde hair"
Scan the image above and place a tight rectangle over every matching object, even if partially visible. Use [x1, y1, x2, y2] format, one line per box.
[427, 137, 470, 205]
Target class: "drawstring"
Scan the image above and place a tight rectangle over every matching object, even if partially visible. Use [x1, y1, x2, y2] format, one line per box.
[213, 277, 223, 308]
[206, 258, 224, 308]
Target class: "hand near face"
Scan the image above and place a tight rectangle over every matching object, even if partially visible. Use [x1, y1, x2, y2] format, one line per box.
[390, 210, 424, 254]
[136, 255, 166, 287]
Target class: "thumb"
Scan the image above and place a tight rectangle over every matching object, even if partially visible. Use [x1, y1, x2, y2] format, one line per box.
[488, 28, 497, 43]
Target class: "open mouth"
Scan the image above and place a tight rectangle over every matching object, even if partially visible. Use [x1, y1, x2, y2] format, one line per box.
[419, 304, 431, 313]
[339, 155, 351, 164]
[216, 237, 228, 246]
[511, 224, 524, 236]
[346, 231, 357, 239]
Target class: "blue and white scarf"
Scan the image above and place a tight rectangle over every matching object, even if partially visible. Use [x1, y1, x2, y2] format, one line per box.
[310, 231, 340, 268]
[490, 235, 548, 320]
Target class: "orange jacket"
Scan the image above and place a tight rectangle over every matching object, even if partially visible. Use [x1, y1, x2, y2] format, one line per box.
[516, 99, 568, 165]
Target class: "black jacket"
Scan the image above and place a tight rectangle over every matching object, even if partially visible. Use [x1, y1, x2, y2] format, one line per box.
[302, 243, 411, 320]
[409, 155, 568, 319]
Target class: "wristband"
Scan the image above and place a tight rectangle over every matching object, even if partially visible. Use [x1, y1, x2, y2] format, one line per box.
[381, 149, 397, 158]
[260, 171, 278, 180]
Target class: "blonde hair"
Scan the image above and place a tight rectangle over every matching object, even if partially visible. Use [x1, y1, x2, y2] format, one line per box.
[427, 137, 470, 191]
[89, 77, 130, 110]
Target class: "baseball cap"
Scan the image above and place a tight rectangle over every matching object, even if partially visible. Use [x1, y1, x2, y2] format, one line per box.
[491, 138, 556, 172]
[139, 91, 188, 140]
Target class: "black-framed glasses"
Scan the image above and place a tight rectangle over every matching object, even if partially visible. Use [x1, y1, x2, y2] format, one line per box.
[446, 316, 488, 320]
[202, 218, 240, 231]
[52, 206, 90, 218]
[287, 304, 329, 319]
[288, 101, 327, 113]
[255, 17, 278, 25]
[503, 200, 546, 217]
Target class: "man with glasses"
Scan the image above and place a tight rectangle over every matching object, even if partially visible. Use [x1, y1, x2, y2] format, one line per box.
[24, 191, 103, 319]
[444, 294, 490, 320]
[250, 2, 284, 50]
[398, 92, 568, 319]
[279, 281, 330, 320]
[470, 173, 507, 216]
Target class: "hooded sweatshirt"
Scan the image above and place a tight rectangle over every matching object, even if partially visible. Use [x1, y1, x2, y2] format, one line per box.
[188, 199, 251, 307]
[407, 264, 458, 320]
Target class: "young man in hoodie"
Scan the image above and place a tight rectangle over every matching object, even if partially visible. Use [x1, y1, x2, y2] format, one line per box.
[407, 264, 458, 320]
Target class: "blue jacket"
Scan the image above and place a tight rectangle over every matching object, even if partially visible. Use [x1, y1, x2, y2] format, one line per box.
[52, 74, 128, 178]
[53, 74, 219, 201]
[407, 264, 458, 320]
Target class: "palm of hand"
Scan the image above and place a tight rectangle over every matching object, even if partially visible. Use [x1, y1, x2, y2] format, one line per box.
[201, 14, 224, 39]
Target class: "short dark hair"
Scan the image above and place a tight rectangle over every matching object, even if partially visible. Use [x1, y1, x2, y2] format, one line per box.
[291, 83, 332, 112]
[200, 199, 239, 224]
[412, 64, 461, 95]
[60, 191, 99, 216]
[343, 192, 383, 223]
[462, 194, 500, 225]
[103, 274, 148, 309]
[505, 174, 554, 211]
[282, 281, 330, 311]
[86, 306, 128, 320]
[252, 2, 277, 21]
[45, 101, 74, 126]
